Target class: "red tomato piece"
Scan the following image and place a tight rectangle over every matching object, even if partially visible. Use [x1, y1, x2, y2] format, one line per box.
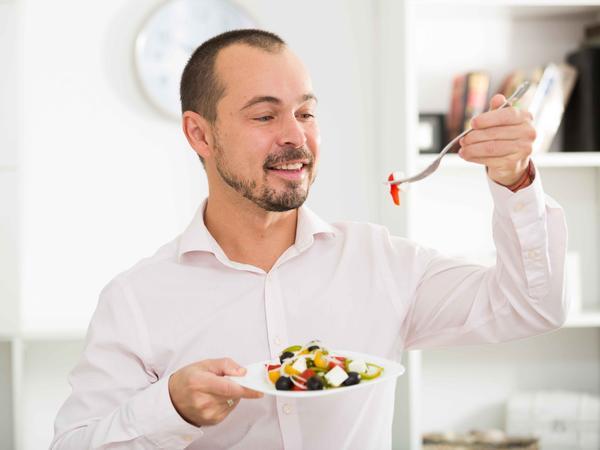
[388, 173, 401, 206]
[300, 369, 316, 380]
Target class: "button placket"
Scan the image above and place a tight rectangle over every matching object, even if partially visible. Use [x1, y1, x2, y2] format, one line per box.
[264, 271, 303, 449]
[264, 273, 288, 358]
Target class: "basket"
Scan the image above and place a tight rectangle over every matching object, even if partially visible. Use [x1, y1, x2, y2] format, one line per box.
[423, 431, 539, 450]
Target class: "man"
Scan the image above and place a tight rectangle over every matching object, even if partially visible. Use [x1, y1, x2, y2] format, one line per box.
[52, 29, 567, 449]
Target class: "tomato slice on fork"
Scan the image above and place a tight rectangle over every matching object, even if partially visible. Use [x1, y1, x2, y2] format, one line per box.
[388, 173, 400, 206]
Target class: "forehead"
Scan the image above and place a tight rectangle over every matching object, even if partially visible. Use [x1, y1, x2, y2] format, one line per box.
[214, 44, 314, 108]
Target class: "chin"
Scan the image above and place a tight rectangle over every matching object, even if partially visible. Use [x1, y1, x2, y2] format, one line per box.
[259, 186, 309, 212]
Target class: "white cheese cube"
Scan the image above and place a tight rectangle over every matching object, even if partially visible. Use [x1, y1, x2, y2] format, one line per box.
[325, 365, 349, 387]
[348, 359, 367, 374]
[291, 357, 307, 374]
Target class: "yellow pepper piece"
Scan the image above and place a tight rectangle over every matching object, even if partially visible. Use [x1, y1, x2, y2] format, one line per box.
[268, 369, 281, 384]
[314, 350, 329, 369]
[284, 364, 300, 376]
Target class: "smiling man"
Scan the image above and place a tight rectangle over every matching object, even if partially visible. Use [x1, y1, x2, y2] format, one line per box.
[52, 30, 568, 450]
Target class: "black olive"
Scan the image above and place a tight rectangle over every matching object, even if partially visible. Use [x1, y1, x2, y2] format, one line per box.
[306, 376, 324, 390]
[275, 376, 293, 391]
[279, 351, 294, 363]
[341, 372, 360, 387]
[306, 359, 315, 368]
[307, 345, 320, 352]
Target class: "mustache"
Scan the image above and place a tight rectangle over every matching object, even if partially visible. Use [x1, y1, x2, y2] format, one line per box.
[263, 147, 314, 169]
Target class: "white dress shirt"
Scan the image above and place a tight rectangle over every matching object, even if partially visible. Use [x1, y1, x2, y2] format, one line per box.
[51, 172, 568, 450]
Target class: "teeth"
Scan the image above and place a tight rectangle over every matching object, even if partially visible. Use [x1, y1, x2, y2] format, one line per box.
[272, 163, 303, 170]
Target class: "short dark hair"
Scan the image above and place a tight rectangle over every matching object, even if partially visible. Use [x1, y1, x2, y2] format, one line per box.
[181, 29, 285, 113]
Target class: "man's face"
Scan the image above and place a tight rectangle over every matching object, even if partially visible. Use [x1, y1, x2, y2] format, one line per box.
[208, 44, 320, 212]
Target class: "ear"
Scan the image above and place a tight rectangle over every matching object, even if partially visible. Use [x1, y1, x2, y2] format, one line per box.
[182, 111, 213, 160]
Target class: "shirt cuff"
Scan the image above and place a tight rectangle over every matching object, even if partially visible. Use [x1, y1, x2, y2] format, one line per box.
[487, 164, 560, 299]
[486, 163, 545, 224]
[133, 375, 204, 449]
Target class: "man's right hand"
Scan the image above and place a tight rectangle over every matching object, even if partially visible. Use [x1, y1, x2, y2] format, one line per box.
[168, 358, 264, 427]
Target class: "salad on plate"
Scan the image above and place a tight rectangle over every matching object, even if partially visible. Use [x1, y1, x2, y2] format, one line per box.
[266, 340, 383, 391]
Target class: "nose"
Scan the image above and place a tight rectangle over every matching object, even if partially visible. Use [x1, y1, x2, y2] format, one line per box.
[277, 114, 307, 148]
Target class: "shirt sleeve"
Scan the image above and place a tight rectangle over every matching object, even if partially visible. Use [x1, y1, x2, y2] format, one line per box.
[399, 167, 569, 350]
[51, 277, 204, 449]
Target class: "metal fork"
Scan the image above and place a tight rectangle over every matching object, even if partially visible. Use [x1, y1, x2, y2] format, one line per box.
[386, 80, 531, 187]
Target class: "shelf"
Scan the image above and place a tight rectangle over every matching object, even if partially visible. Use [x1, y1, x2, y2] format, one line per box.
[417, 152, 600, 169]
[414, 0, 600, 18]
[0, 330, 87, 342]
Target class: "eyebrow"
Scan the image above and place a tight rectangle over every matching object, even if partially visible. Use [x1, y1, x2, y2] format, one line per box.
[240, 93, 318, 111]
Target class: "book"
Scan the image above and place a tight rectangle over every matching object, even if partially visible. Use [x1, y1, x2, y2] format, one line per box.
[563, 48, 600, 152]
[528, 63, 578, 153]
[447, 74, 467, 142]
[583, 22, 600, 46]
[446, 72, 490, 144]
[462, 72, 490, 132]
[498, 63, 577, 153]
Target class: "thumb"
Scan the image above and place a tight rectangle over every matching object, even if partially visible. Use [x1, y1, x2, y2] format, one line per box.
[489, 94, 506, 111]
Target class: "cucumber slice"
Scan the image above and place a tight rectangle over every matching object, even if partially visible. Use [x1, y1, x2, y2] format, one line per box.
[282, 345, 302, 353]
[360, 363, 383, 380]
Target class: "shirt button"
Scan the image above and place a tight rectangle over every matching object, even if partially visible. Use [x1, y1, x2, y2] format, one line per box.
[527, 250, 536, 260]
[283, 403, 292, 414]
[183, 435, 193, 443]
[274, 336, 282, 345]
[513, 202, 525, 212]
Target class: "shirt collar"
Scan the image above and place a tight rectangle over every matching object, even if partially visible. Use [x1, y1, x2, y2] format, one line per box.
[177, 198, 337, 263]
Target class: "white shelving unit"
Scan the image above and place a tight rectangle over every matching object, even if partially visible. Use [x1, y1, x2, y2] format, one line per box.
[385, 1, 600, 448]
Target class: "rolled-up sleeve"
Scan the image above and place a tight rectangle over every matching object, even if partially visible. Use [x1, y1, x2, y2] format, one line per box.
[51, 277, 204, 449]
[401, 168, 568, 350]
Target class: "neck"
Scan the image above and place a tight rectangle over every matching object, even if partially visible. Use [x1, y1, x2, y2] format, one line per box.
[204, 190, 298, 273]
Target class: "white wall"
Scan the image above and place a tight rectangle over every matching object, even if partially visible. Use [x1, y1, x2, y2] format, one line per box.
[16, 0, 378, 334]
[0, 0, 19, 334]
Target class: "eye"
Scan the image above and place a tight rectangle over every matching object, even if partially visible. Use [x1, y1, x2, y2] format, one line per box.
[254, 116, 274, 122]
[298, 113, 315, 120]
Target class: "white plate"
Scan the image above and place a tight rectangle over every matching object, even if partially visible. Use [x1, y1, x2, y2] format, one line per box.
[227, 350, 405, 398]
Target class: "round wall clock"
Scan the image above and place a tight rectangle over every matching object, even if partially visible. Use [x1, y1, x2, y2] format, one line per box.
[134, 0, 256, 119]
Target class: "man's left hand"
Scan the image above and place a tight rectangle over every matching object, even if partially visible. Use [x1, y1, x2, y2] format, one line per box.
[458, 94, 536, 186]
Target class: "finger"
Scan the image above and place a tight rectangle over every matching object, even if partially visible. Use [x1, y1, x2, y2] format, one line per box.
[201, 358, 246, 377]
[202, 373, 249, 398]
[459, 139, 529, 160]
[240, 387, 264, 399]
[488, 94, 506, 111]
[472, 106, 530, 129]
[461, 123, 532, 146]
[199, 373, 263, 399]
[214, 396, 241, 409]
[459, 152, 523, 165]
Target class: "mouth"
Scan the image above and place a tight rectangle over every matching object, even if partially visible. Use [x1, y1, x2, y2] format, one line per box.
[266, 160, 310, 181]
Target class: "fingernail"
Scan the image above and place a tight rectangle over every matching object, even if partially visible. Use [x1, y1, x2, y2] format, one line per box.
[237, 367, 246, 375]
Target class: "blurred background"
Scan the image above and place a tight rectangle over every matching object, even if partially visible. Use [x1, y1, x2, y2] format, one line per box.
[1, 0, 599, 449]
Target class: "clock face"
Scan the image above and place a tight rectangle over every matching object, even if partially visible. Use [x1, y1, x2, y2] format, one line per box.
[134, 0, 256, 119]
